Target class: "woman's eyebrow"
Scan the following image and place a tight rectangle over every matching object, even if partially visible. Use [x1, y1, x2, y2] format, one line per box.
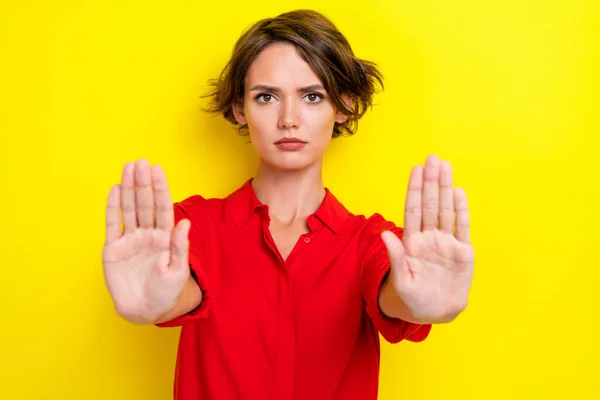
[249, 84, 325, 93]
[249, 85, 279, 93]
[297, 84, 325, 93]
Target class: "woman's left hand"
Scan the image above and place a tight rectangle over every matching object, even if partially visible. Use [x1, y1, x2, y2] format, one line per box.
[381, 155, 475, 323]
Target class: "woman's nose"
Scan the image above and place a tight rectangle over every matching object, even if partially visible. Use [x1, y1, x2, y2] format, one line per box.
[278, 99, 300, 130]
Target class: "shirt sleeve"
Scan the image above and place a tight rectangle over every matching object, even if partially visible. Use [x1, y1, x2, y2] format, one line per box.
[154, 201, 211, 327]
[361, 214, 432, 344]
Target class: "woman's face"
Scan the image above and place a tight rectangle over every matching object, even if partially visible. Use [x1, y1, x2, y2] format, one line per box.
[232, 42, 349, 171]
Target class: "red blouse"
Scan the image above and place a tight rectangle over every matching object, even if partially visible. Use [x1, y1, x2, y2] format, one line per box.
[156, 179, 431, 399]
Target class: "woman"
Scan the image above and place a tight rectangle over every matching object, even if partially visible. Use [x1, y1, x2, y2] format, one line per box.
[102, 9, 475, 400]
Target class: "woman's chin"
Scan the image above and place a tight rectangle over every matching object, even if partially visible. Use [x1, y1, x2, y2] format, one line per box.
[261, 154, 319, 172]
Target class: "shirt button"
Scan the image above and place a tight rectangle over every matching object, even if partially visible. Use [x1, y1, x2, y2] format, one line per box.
[304, 237, 310, 243]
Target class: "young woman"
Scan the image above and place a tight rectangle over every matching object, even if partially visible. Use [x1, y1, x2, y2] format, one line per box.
[102, 9, 475, 400]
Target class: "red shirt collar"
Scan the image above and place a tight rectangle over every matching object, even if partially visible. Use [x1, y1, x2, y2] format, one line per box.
[226, 178, 349, 234]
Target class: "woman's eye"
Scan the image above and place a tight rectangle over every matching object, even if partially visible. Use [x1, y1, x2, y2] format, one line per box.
[257, 94, 274, 103]
[305, 93, 323, 103]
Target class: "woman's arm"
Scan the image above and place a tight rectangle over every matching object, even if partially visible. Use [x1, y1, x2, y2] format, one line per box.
[153, 275, 203, 324]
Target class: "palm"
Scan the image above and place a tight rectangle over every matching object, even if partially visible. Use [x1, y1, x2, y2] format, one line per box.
[104, 230, 170, 268]
[103, 230, 172, 309]
[382, 155, 474, 322]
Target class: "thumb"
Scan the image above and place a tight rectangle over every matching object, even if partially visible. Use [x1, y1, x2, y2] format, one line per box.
[169, 218, 191, 272]
[380, 230, 406, 271]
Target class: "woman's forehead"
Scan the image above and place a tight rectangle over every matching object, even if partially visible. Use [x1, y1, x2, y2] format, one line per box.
[245, 43, 323, 89]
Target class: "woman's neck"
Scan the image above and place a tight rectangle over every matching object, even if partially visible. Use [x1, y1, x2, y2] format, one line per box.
[251, 159, 326, 225]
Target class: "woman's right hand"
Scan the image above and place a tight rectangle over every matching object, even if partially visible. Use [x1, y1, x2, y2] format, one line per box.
[102, 159, 192, 324]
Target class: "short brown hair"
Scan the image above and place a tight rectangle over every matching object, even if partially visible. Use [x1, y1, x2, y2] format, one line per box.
[202, 9, 384, 138]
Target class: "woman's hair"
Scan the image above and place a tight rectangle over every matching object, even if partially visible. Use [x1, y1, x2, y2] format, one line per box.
[202, 9, 384, 138]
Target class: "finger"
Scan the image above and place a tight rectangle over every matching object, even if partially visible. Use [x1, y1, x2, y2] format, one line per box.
[170, 218, 190, 271]
[438, 161, 454, 233]
[105, 184, 122, 244]
[403, 165, 423, 237]
[135, 159, 154, 229]
[152, 165, 174, 232]
[120, 162, 137, 233]
[381, 230, 406, 268]
[422, 155, 441, 231]
[454, 187, 471, 243]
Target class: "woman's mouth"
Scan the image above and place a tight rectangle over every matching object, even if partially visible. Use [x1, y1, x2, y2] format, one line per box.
[274, 137, 307, 151]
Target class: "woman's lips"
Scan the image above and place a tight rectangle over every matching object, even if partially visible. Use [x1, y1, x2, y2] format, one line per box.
[274, 137, 307, 151]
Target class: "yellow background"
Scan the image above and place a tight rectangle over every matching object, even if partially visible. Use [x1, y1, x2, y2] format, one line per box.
[1, 0, 598, 399]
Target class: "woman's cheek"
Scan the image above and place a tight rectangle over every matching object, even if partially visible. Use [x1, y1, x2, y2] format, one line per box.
[249, 104, 277, 132]
[309, 106, 336, 138]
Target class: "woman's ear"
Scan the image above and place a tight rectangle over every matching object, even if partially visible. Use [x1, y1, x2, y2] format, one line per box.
[232, 100, 247, 125]
[335, 94, 353, 124]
